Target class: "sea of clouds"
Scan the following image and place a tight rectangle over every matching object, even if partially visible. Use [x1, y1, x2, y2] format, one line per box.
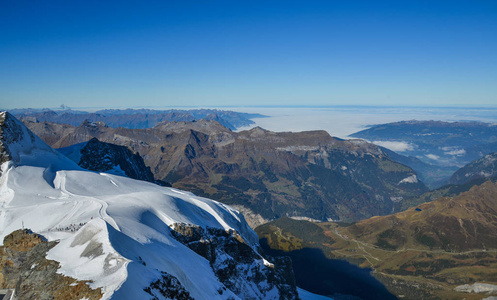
[231, 106, 497, 139]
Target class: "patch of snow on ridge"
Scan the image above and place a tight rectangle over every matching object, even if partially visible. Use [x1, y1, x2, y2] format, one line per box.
[0, 122, 260, 299]
[399, 175, 418, 184]
[57, 142, 85, 165]
[455, 283, 497, 294]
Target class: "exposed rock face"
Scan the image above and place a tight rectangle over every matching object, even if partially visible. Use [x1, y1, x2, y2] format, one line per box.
[449, 152, 497, 185]
[58, 137, 163, 184]
[25, 118, 428, 223]
[0, 229, 102, 300]
[0, 113, 11, 171]
[230, 205, 270, 229]
[170, 223, 299, 300]
[144, 271, 195, 300]
[0, 111, 33, 167]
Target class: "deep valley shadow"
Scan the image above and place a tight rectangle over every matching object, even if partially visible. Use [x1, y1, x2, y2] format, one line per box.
[260, 239, 397, 300]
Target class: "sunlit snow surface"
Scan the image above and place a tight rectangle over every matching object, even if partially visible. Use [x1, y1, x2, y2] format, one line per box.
[1, 163, 261, 299]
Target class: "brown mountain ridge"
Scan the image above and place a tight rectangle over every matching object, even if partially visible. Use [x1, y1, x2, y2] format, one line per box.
[23, 118, 428, 226]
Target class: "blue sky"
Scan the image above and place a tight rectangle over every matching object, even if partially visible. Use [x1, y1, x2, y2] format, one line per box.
[1, 0, 496, 109]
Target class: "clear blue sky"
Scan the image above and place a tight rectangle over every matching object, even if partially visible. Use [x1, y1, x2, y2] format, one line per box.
[1, 0, 496, 109]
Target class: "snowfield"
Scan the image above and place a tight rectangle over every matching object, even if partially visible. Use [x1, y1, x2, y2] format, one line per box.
[1, 158, 258, 299]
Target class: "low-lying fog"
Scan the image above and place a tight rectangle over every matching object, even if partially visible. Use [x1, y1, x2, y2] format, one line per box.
[232, 106, 497, 139]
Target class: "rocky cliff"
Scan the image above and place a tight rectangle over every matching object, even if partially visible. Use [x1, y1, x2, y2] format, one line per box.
[0, 229, 102, 300]
[58, 136, 163, 185]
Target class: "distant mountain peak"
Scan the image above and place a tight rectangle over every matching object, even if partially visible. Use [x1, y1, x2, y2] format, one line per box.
[0, 111, 75, 169]
[1, 111, 34, 162]
[81, 119, 107, 128]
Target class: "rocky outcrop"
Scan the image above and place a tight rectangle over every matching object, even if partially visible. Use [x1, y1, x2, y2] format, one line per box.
[144, 271, 194, 300]
[58, 137, 165, 184]
[230, 205, 270, 229]
[170, 223, 300, 300]
[0, 229, 102, 300]
[0, 111, 30, 169]
[0, 112, 11, 170]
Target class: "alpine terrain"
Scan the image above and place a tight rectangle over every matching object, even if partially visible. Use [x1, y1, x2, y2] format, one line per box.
[57, 137, 165, 185]
[0, 111, 306, 299]
[23, 118, 428, 227]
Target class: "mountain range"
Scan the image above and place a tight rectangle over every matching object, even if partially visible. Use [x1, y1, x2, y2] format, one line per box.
[22, 117, 428, 226]
[11, 108, 264, 130]
[398, 152, 497, 211]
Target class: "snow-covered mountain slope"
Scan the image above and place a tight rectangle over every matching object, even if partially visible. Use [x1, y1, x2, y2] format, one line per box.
[0, 111, 80, 172]
[0, 112, 301, 299]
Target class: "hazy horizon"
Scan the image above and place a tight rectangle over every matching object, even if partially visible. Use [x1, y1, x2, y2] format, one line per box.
[7, 105, 497, 141]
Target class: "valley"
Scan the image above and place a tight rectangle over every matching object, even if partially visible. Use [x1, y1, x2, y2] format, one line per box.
[257, 180, 497, 299]
[351, 120, 497, 188]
